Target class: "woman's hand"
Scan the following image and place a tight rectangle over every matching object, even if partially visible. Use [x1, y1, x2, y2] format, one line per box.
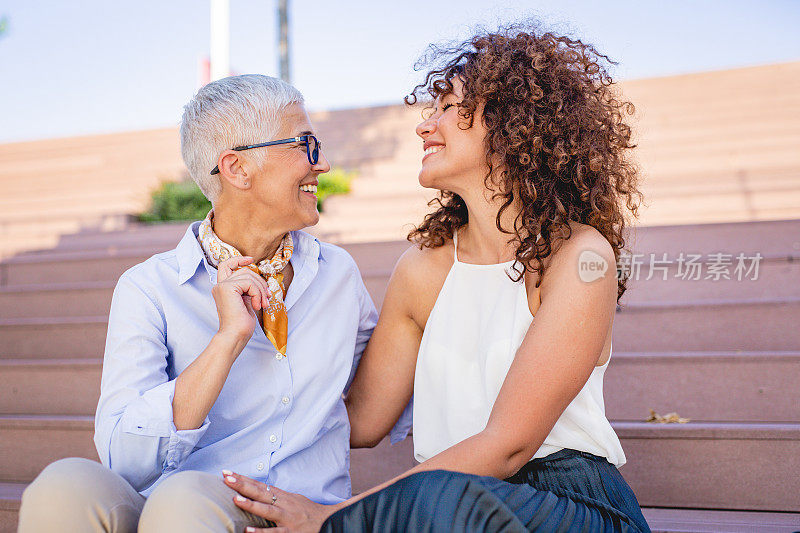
[222, 471, 343, 532]
[212, 256, 271, 344]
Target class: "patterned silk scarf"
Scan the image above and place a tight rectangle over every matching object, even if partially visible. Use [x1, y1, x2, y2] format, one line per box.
[198, 210, 294, 356]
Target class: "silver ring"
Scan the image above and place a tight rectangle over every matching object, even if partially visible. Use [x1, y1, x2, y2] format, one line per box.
[271, 494, 278, 505]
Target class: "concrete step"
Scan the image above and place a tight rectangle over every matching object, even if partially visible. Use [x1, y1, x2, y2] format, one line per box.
[616, 421, 800, 512]
[0, 192, 142, 221]
[621, 258, 800, 304]
[0, 415, 98, 483]
[633, 133, 800, 157]
[624, 219, 800, 262]
[0, 359, 101, 415]
[0, 316, 108, 358]
[636, 117, 800, 141]
[0, 213, 134, 240]
[0, 282, 114, 318]
[642, 173, 800, 200]
[640, 507, 800, 533]
[2, 417, 797, 512]
[605, 351, 800, 423]
[637, 205, 800, 229]
[628, 95, 800, 123]
[641, 187, 800, 217]
[612, 296, 800, 352]
[23, 222, 188, 252]
[0, 248, 154, 286]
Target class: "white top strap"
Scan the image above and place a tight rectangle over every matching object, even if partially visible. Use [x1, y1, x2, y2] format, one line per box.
[452, 229, 459, 262]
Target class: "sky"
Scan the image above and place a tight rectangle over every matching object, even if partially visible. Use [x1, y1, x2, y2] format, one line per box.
[0, 0, 798, 143]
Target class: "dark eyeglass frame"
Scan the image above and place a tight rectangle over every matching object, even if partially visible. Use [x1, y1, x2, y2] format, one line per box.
[210, 134, 320, 175]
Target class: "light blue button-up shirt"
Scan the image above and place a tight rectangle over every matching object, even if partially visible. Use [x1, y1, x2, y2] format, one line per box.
[94, 221, 410, 503]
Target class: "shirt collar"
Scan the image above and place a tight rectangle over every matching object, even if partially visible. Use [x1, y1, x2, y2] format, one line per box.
[175, 221, 324, 286]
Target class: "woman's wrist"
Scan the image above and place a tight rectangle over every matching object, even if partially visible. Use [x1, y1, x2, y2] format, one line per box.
[330, 499, 350, 515]
[213, 329, 250, 361]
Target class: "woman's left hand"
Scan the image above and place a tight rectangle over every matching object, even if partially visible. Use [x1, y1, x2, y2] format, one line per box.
[223, 471, 343, 532]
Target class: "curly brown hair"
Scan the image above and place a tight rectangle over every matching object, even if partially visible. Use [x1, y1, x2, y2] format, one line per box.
[405, 23, 644, 302]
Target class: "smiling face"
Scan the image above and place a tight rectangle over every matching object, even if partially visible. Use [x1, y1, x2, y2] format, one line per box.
[415, 77, 490, 195]
[229, 103, 330, 231]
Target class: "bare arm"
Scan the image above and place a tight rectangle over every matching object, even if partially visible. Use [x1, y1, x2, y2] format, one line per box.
[345, 248, 424, 447]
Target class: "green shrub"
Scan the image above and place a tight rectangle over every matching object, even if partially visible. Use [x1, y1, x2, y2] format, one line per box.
[316, 168, 354, 212]
[138, 180, 212, 223]
[138, 168, 354, 222]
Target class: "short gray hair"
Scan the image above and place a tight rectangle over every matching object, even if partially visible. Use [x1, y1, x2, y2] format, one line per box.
[180, 74, 304, 201]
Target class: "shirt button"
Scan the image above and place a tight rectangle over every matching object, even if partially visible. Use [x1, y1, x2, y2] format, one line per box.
[257, 462, 264, 471]
[281, 396, 290, 405]
[275, 352, 284, 360]
[269, 434, 278, 443]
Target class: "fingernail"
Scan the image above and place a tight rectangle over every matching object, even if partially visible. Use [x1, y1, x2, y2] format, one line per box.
[226, 475, 237, 483]
[222, 469, 233, 476]
[236, 495, 247, 502]
[246, 528, 255, 532]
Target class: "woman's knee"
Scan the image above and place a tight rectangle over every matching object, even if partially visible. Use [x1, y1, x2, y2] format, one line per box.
[389, 469, 478, 498]
[19, 457, 143, 533]
[146, 470, 222, 505]
[140, 470, 237, 531]
[23, 457, 109, 505]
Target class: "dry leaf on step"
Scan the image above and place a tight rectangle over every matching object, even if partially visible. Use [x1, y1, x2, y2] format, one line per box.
[645, 408, 690, 424]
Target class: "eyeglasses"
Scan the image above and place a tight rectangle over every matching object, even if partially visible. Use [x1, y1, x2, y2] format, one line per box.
[210, 134, 321, 175]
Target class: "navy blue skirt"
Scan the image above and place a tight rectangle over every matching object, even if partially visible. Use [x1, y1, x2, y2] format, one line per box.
[321, 448, 651, 532]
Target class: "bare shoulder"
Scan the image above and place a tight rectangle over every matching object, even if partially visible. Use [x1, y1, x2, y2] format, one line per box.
[540, 222, 616, 296]
[550, 221, 614, 267]
[393, 240, 452, 277]
[389, 241, 454, 326]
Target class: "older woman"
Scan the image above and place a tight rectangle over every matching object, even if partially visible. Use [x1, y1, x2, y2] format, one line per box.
[17, 74, 390, 532]
[222, 25, 651, 532]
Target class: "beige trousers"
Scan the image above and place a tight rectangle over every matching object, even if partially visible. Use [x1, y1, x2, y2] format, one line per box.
[17, 457, 274, 532]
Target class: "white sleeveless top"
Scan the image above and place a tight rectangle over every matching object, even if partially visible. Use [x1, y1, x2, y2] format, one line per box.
[412, 231, 626, 467]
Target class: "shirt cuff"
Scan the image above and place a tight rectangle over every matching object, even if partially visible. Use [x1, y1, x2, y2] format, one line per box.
[120, 379, 211, 471]
[389, 396, 413, 445]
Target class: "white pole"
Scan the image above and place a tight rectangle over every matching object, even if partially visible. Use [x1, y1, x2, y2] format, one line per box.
[277, 0, 290, 83]
[210, 0, 230, 81]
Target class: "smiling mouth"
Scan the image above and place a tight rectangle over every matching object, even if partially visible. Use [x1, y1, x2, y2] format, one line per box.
[424, 145, 444, 156]
[300, 184, 317, 194]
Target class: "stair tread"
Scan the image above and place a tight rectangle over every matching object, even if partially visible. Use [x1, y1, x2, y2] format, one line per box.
[641, 507, 800, 532]
[0, 358, 102, 367]
[0, 482, 26, 509]
[0, 415, 94, 429]
[612, 421, 800, 440]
